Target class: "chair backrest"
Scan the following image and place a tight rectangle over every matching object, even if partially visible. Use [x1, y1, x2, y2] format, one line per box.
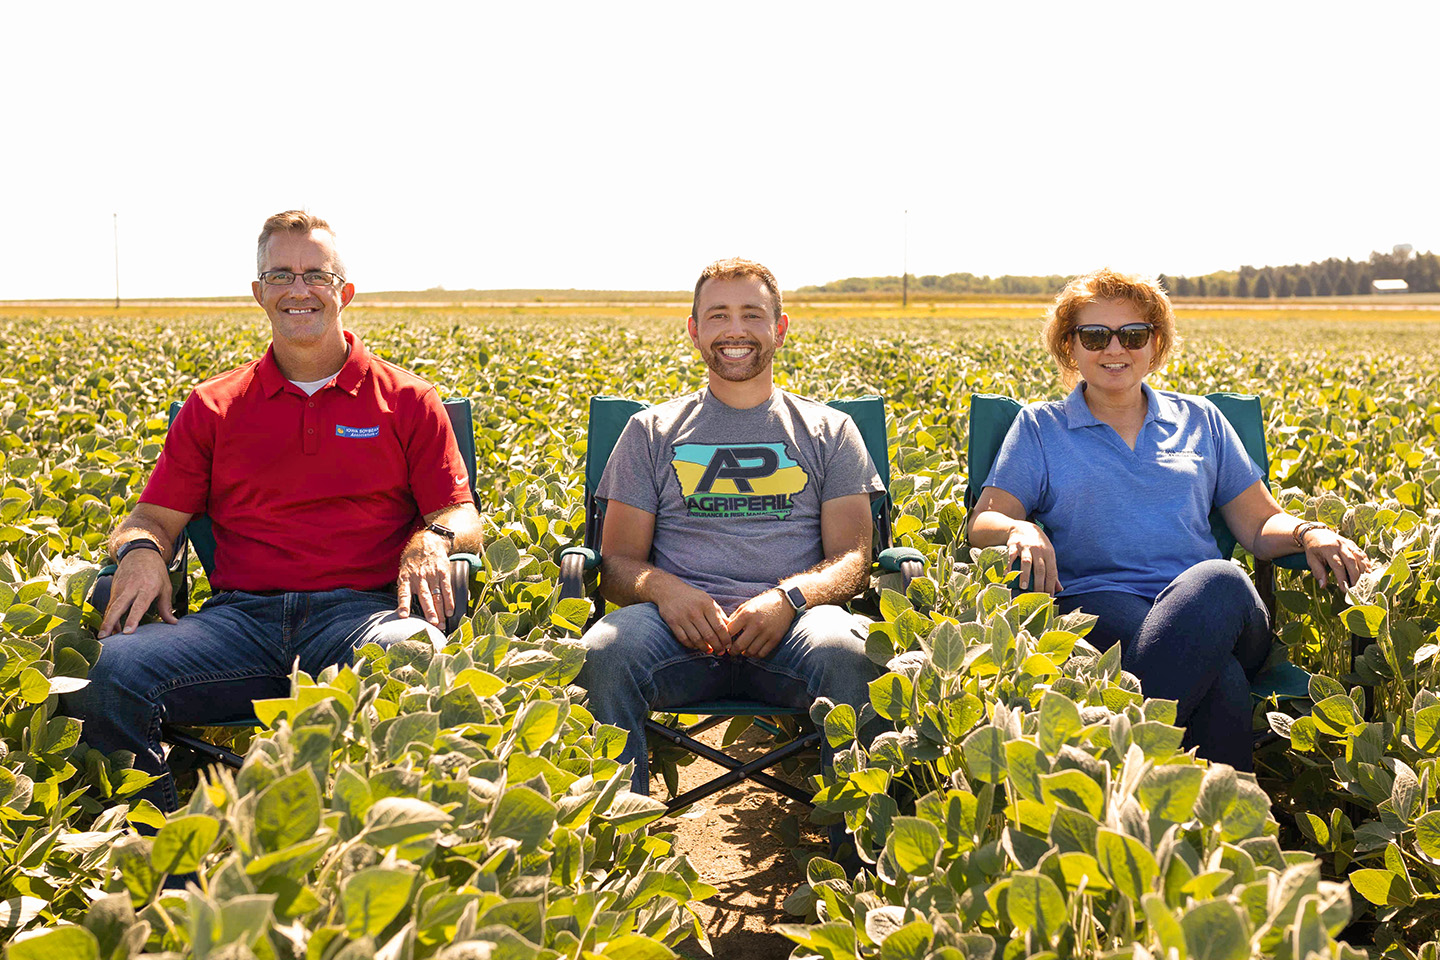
[167, 397, 478, 577]
[964, 392, 1270, 561]
[581, 394, 895, 551]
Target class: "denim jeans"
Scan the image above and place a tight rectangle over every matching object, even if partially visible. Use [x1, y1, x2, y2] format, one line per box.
[1056, 559, 1271, 770]
[61, 588, 445, 812]
[574, 602, 882, 795]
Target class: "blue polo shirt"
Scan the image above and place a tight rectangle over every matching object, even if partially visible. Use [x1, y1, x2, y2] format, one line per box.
[983, 383, 1262, 600]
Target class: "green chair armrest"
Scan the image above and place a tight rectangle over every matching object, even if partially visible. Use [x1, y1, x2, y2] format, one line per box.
[98, 563, 117, 577]
[1250, 660, 1311, 701]
[877, 546, 926, 573]
[448, 552, 483, 574]
[1274, 552, 1310, 572]
[560, 546, 601, 571]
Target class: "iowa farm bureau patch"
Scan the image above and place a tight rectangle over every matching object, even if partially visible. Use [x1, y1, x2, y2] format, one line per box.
[335, 424, 380, 439]
[671, 442, 809, 519]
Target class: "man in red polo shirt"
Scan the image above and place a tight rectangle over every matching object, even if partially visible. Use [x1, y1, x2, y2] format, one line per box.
[63, 210, 482, 812]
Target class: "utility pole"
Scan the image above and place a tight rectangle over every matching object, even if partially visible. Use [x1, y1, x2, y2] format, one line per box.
[113, 213, 120, 309]
[902, 209, 909, 308]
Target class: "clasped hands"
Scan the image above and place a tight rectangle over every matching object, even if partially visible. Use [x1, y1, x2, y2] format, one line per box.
[655, 582, 794, 659]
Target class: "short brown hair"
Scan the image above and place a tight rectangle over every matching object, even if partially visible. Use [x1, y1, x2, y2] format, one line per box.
[256, 210, 345, 276]
[692, 258, 783, 322]
[1043, 267, 1178, 388]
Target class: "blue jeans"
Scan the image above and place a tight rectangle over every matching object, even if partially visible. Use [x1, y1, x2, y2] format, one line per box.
[1056, 559, 1271, 771]
[574, 603, 882, 794]
[61, 588, 445, 812]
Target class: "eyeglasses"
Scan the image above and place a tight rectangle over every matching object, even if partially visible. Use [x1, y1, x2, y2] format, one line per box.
[1073, 323, 1154, 351]
[258, 269, 346, 287]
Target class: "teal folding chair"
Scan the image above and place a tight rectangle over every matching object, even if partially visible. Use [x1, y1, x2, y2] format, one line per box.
[964, 392, 1356, 718]
[559, 395, 925, 812]
[89, 398, 483, 770]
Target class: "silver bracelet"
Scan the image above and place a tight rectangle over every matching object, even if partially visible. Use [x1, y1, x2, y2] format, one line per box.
[1292, 520, 1329, 550]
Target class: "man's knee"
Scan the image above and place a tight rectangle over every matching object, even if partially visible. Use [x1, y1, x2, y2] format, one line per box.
[363, 615, 446, 650]
[792, 605, 869, 658]
[575, 604, 674, 688]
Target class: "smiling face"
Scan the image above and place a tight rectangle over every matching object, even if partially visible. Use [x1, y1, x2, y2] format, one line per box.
[250, 228, 354, 349]
[1071, 298, 1155, 399]
[687, 275, 789, 384]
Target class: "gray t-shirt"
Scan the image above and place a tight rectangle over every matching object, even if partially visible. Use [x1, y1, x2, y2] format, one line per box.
[597, 388, 885, 612]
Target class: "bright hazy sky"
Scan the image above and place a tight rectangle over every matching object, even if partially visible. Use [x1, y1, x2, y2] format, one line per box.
[4, 1, 1435, 300]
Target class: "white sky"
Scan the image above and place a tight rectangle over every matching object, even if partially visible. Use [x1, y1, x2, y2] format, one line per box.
[2, 1, 1436, 299]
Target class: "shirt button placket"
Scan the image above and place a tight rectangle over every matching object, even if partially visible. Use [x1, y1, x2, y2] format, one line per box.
[304, 396, 319, 455]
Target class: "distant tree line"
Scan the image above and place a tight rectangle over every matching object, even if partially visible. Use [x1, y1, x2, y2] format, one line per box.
[797, 249, 1440, 298]
[796, 272, 1070, 297]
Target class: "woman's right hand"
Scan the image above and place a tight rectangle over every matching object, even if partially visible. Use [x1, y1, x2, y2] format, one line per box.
[1008, 520, 1062, 595]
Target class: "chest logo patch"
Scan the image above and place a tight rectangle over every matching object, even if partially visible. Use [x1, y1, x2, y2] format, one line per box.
[671, 443, 809, 519]
[335, 425, 380, 439]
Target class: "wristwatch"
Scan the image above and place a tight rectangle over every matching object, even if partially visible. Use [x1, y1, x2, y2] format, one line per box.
[779, 584, 807, 614]
[115, 538, 163, 565]
[425, 521, 456, 546]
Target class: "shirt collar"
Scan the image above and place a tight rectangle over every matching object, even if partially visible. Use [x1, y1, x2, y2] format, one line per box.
[256, 330, 370, 398]
[1063, 381, 1176, 429]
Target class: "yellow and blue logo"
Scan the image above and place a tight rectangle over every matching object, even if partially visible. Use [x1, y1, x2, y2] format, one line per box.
[671, 443, 809, 519]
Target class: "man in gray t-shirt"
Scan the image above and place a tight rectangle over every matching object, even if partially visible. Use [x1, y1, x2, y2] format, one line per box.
[575, 257, 885, 798]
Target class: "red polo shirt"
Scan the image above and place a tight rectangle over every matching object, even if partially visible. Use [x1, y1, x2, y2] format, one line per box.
[140, 331, 473, 593]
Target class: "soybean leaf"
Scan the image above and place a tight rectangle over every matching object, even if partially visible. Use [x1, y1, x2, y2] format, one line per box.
[344, 866, 416, 938]
[151, 814, 219, 875]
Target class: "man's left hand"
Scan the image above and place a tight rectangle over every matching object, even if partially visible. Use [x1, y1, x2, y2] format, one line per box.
[726, 588, 795, 659]
[396, 530, 454, 627]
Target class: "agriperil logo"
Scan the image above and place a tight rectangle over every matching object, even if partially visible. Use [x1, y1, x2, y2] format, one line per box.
[671, 443, 810, 519]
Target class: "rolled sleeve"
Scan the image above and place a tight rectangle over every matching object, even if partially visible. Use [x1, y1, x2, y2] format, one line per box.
[984, 408, 1049, 514]
[820, 417, 884, 502]
[1210, 405, 1265, 506]
[139, 390, 212, 514]
[403, 388, 475, 516]
[596, 417, 659, 514]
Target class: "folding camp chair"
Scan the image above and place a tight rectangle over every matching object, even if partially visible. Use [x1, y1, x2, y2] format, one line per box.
[964, 392, 1362, 722]
[558, 394, 926, 812]
[88, 398, 484, 770]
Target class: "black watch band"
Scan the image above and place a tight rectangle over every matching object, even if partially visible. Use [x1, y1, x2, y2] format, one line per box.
[115, 539, 163, 565]
[425, 521, 456, 545]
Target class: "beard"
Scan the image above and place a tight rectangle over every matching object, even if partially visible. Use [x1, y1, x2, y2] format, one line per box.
[699, 338, 775, 382]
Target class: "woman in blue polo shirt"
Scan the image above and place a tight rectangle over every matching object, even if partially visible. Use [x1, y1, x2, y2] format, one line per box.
[968, 268, 1369, 770]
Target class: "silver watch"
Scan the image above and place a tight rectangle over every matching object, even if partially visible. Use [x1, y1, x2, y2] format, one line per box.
[780, 585, 807, 613]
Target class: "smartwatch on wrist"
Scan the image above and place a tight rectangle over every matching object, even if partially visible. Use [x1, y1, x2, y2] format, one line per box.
[115, 538, 163, 565]
[779, 584, 807, 614]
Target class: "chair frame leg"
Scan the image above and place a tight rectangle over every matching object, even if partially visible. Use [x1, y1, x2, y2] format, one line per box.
[161, 723, 245, 770]
[645, 719, 820, 812]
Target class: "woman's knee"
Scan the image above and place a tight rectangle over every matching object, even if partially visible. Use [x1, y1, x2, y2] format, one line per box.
[1166, 559, 1262, 610]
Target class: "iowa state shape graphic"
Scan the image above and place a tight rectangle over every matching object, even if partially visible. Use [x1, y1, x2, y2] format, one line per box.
[671, 442, 810, 519]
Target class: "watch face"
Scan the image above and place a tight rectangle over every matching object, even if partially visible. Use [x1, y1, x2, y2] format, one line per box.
[785, 586, 807, 610]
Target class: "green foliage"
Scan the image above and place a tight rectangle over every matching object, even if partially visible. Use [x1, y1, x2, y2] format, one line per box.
[789, 583, 1362, 960]
[0, 309, 1437, 958]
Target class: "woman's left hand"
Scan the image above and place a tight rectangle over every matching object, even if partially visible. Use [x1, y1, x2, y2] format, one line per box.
[1303, 528, 1370, 590]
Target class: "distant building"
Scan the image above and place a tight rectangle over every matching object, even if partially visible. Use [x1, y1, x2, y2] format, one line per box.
[1372, 278, 1409, 294]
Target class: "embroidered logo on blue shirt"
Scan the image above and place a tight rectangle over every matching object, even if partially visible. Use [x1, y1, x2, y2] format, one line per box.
[335, 425, 380, 439]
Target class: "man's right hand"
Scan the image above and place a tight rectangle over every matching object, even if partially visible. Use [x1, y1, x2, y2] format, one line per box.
[652, 580, 731, 654]
[99, 545, 179, 638]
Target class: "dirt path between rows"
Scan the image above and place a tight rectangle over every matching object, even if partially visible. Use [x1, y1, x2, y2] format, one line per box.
[658, 725, 824, 960]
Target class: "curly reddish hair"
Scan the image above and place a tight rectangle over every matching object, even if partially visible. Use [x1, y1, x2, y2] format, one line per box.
[1043, 267, 1178, 388]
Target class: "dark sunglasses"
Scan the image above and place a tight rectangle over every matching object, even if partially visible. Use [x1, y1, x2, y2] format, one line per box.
[1073, 323, 1154, 351]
